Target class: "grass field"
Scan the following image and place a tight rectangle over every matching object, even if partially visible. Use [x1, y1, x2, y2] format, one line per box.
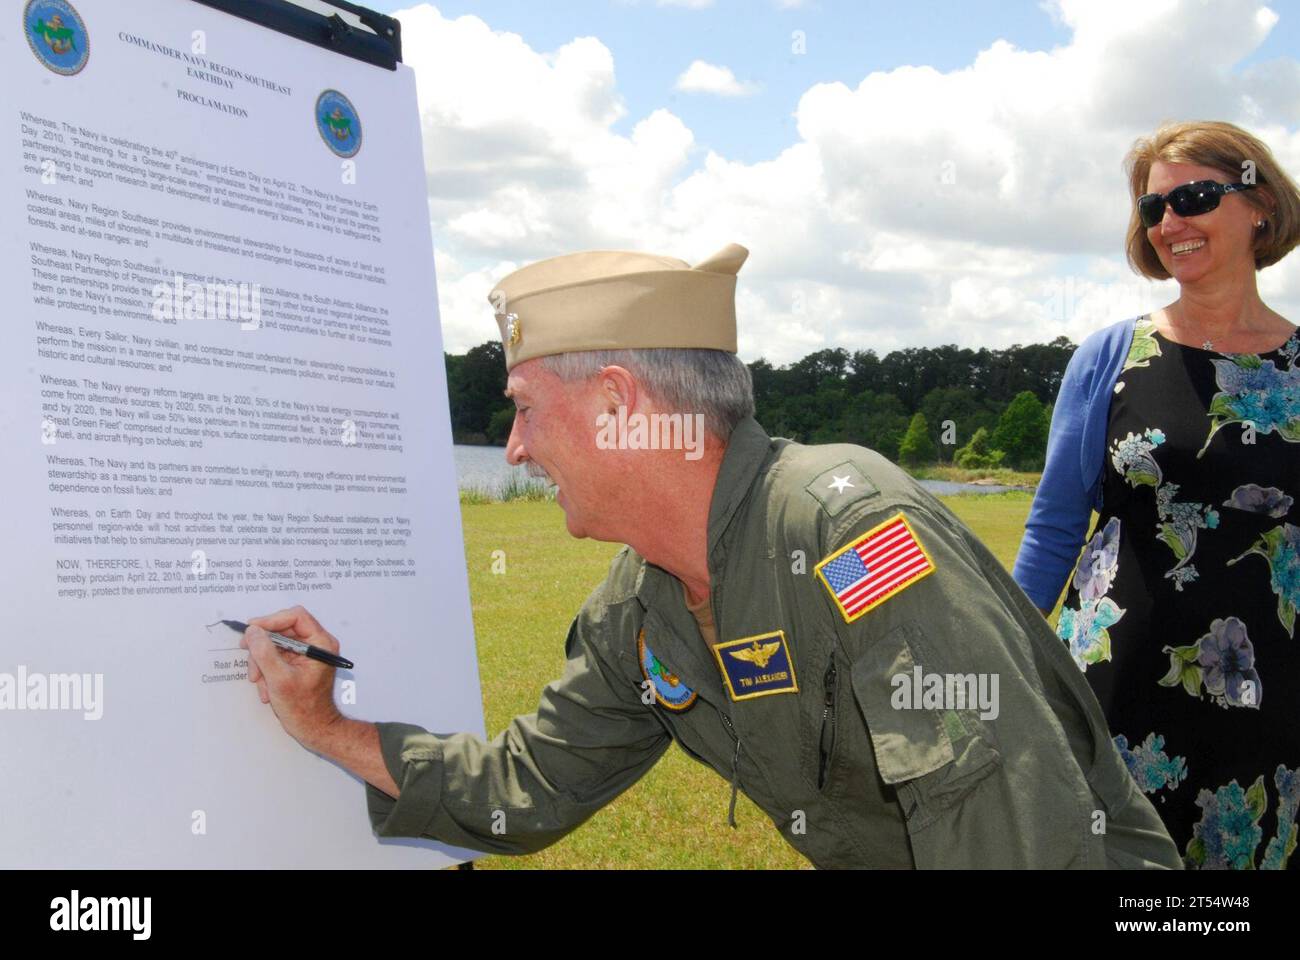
[456, 490, 1039, 869]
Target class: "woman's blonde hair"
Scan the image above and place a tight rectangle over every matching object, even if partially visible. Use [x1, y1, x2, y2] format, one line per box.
[1123, 120, 1300, 279]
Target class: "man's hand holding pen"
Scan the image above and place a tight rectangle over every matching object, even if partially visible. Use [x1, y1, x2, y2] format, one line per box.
[241, 605, 346, 752]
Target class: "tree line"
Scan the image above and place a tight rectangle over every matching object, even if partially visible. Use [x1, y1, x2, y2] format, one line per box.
[445, 336, 1076, 471]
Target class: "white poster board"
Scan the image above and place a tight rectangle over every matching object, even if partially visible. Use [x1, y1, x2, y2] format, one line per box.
[0, 0, 484, 867]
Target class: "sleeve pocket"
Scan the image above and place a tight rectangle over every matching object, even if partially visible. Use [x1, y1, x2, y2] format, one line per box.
[849, 621, 1002, 832]
[849, 621, 954, 783]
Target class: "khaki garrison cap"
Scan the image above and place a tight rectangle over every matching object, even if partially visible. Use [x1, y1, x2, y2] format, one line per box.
[487, 243, 749, 370]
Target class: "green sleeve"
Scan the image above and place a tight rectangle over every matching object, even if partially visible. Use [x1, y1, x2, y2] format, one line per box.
[364, 607, 671, 857]
[814, 498, 998, 778]
[814, 496, 1127, 867]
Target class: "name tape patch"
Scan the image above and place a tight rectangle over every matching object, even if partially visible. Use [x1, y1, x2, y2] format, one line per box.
[711, 630, 798, 701]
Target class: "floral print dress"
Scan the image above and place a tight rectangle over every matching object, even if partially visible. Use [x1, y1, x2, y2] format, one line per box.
[1055, 316, 1300, 869]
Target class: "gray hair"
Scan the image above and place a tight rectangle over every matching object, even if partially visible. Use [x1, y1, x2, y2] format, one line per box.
[539, 348, 755, 440]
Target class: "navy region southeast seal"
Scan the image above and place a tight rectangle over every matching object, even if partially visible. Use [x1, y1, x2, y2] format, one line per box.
[25, 0, 89, 76]
[316, 89, 362, 158]
[637, 629, 696, 711]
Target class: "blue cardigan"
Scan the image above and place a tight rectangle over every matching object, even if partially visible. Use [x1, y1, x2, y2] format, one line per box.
[1012, 317, 1137, 610]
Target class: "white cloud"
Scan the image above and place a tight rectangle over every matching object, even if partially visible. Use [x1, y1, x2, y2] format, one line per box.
[397, 0, 1300, 364]
[432, 248, 520, 353]
[674, 60, 760, 97]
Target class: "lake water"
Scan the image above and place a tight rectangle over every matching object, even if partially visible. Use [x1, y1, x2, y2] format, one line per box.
[453, 445, 1024, 497]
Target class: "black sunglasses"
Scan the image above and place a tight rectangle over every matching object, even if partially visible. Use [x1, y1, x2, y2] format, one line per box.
[1137, 179, 1256, 228]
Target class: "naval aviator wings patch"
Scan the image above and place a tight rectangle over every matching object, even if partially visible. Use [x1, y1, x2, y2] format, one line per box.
[815, 512, 936, 623]
[711, 630, 798, 701]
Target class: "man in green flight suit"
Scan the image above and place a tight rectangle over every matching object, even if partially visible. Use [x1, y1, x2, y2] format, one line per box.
[241, 242, 1181, 869]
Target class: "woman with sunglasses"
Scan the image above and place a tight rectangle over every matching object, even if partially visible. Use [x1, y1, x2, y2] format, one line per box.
[1014, 120, 1300, 869]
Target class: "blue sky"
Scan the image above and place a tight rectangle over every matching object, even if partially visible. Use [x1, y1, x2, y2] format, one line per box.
[374, 0, 1075, 164]
[351, 0, 1300, 361]
[368, 0, 1300, 166]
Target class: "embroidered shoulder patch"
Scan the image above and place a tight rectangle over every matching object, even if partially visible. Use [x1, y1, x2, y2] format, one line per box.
[711, 630, 798, 701]
[637, 629, 697, 711]
[815, 511, 936, 623]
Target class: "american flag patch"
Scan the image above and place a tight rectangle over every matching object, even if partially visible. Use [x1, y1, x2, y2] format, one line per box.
[815, 512, 936, 622]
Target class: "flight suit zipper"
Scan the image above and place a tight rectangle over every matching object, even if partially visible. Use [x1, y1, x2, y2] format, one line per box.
[720, 711, 742, 828]
[818, 658, 837, 789]
[706, 585, 744, 829]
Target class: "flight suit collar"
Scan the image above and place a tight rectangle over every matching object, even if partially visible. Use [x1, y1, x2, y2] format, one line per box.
[631, 415, 775, 700]
[706, 416, 772, 562]
[631, 415, 772, 612]
[633, 417, 785, 828]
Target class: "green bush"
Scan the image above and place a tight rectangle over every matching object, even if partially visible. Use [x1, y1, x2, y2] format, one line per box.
[991, 391, 1048, 471]
[954, 426, 1006, 469]
[459, 484, 496, 505]
[458, 476, 555, 504]
[897, 412, 937, 466]
[499, 473, 555, 502]
[486, 407, 516, 446]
